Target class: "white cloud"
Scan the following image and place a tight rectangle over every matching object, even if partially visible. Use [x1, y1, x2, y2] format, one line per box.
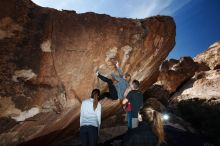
[32, 0, 191, 18]
[169, 0, 192, 14]
[127, 0, 191, 18]
[127, 0, 171, 18]
[32, 0, 102, 12]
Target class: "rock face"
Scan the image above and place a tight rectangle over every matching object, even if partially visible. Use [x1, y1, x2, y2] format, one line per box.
[166, 41, 220, 145]
[143, 84, 170, 105]
[157, 57, 209, 93]
[170, 41, 220, 103]
[143, 57, 209, 106]
[170, 70, 220, 103]
[0, 0, 176, 145]
[194, 41, 220, 70]
[170, 70, 220, 144]
[143, 41, 220, 145]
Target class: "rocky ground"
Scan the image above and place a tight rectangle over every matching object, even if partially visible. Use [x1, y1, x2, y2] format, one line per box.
[51, 126, 210, 146]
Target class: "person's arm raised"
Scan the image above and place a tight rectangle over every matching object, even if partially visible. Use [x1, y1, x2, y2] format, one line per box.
[111, 62, 124, 81]
[116, 62, 124, 77]
[111, 72, 121, 81]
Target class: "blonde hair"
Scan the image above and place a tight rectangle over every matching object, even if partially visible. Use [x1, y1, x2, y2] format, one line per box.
[139, 106, 164, 146]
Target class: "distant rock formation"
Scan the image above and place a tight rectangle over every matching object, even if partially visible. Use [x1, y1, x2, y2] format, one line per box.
[144, 56, 209, 105]
[169, 42, 220, 110]
[157, 56, 209, 93]
[169, 41, 220, 145]
[0, 0, 176, 145]
[170, 69, 220, 103]
[170, 70, 220, 145]
[144, 40, 220, 145]
[194, 41, 220, 70]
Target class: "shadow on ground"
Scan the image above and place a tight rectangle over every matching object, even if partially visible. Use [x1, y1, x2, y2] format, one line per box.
[177, 98, 220, 145]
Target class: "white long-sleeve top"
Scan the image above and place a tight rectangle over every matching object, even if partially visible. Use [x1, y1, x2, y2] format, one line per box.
[80, 98, 101, 128]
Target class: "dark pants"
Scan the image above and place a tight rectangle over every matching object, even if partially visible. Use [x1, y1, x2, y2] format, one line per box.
[127, 111, 132, 129]
[80, 126, 98, 146]
[98, 74, 118, 100]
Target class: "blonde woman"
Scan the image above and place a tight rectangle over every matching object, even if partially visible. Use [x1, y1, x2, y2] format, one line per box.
[123, 105, 164, 146]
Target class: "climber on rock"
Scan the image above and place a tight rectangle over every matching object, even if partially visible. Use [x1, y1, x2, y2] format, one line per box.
[96, 62, 131, 100]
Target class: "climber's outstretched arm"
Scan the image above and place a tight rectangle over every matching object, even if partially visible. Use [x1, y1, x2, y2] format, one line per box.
[117, 67, 124, 78]
[111, 62, 124, 81]
[116, 62, 124, 77]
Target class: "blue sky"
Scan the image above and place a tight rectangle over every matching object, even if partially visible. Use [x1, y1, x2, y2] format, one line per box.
[32, 0, 220, 59]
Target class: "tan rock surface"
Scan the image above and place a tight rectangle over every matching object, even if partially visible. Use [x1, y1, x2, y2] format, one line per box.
[156, 57, 209, 93]
[170, 70, 220, 103]
[194, 41, 220, 70]
[169, 70, 220, 144]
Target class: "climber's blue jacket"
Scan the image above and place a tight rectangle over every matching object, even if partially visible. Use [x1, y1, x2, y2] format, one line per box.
[111, 67, 129, 99]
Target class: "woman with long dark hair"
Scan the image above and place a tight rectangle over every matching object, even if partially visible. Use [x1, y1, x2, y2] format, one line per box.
[80, 89, 101, 146]
[123, 104, 164, 146]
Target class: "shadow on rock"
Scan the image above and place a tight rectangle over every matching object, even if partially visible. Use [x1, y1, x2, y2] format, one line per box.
[177, 98, 220, 145]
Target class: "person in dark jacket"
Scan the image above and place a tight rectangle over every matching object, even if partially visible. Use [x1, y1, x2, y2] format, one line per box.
[123, 104, 165, 146]
[122, 80, 143, 128]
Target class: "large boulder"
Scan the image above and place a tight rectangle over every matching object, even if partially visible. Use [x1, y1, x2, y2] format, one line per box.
[143, 57, 209, 106]
[0, 0, 176, 145]
[143, 84, 170, 106]
[143, 42, 220, 145]
[144, 41, 220, 105]
[170, 70, 220, 103]
[157, 56, 209, 93]
[194, 41, 220, 70]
